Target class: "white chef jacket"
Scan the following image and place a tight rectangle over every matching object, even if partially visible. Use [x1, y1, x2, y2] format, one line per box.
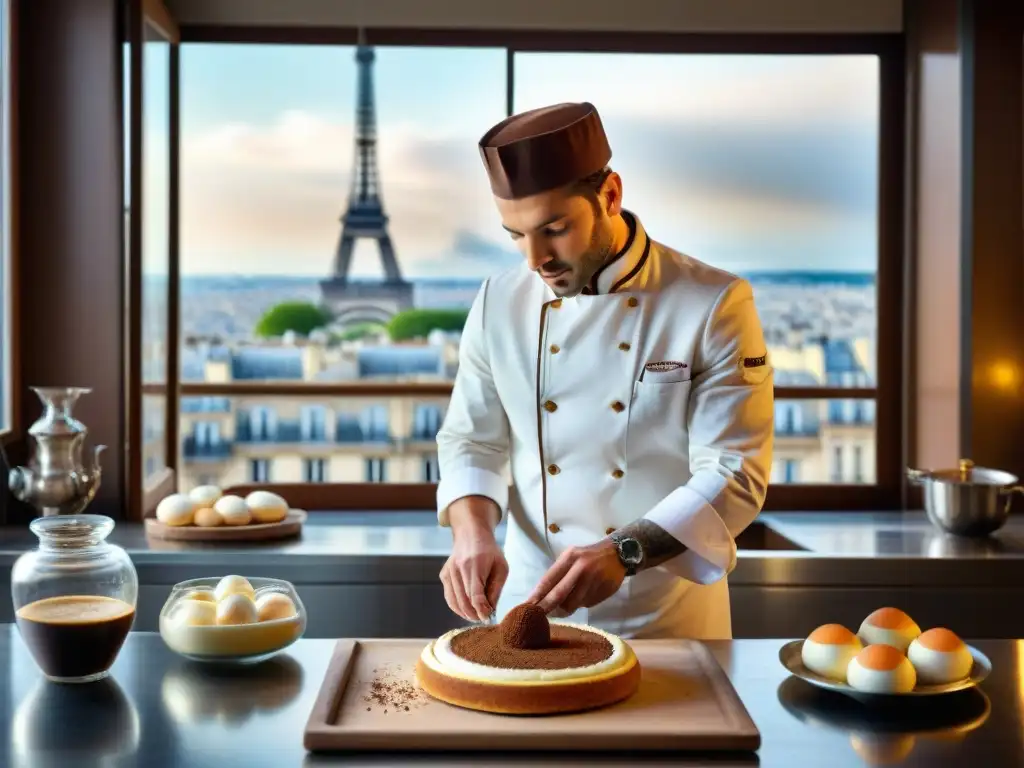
[435, 212, 774, 639]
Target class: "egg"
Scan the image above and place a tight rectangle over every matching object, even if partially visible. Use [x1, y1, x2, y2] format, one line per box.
[215, 593, 258, 626]
[907, 628, 973, 685]
[172, 598, 217, 627]
[245, 490, 289, 524]
[214, 574, 256, 603]
[189, 484, 223, 507]
[858, 607, 921, 653]
[255, 592, 297, 621]
[193, 507, 222, 527]
[847, 644, 917, 694]
[214, 495, 252, 526]
[801, 624, 863, 682]
[187, 588, 216, 603]
[155, 493, 195, 526]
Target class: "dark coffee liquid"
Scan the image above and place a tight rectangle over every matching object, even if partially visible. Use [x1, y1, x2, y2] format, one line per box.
[16, 595, 135, 680]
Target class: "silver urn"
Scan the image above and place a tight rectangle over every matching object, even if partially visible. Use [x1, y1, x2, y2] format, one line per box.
[7, 387, 106, 517]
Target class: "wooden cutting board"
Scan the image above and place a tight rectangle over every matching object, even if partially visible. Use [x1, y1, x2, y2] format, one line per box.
[303, 638, 760, 753]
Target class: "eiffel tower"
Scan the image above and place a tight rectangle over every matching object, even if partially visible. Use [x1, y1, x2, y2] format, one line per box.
[320, 33, 413, 325]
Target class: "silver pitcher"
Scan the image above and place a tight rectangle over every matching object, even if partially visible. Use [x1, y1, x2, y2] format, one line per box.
[8, 387, 106, 517]
[907, 458, 1024, 537]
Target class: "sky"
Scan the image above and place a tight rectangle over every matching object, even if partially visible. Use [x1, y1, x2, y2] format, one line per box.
[147, 44, 881, 278]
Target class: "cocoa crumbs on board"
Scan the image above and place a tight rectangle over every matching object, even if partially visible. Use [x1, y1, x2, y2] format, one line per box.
[361, 663, 425, 713]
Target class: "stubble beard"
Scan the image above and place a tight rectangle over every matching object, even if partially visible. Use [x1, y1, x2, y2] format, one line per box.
[549, 217, 616, 298]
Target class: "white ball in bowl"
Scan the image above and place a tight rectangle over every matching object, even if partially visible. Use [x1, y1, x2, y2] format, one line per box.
[214, 495, 251, 526]
[245, 490, 289, 524]
[216, 593, 258, 626]
[156, 494, 195, 526]
[255, 591, 297, 621]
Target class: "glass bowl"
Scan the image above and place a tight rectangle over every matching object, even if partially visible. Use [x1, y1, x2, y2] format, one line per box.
[158, 577, 306, 665]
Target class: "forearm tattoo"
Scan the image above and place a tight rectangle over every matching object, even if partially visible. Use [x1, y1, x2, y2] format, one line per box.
[610, 519, 687, 571]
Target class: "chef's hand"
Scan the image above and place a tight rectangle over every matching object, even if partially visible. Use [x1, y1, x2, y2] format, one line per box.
[526, 540, 626, 615]
[440, 497, 508, 622]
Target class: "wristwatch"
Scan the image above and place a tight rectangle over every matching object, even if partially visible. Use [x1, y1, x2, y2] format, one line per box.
[610, 533, 644, 576]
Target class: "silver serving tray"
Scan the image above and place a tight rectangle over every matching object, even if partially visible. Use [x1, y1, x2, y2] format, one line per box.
[779, 639, 991, 702]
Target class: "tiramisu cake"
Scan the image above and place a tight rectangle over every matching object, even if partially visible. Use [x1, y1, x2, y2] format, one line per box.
[415, 603, 641, 715]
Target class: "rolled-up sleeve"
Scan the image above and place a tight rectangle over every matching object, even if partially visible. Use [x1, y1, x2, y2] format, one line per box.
[435, 278, 511, 527]
[643, 278, 774, 584]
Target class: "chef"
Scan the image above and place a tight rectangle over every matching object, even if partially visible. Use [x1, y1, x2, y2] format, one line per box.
[435, 101, 774, 639]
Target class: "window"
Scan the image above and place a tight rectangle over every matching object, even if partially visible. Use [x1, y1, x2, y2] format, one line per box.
[0, 0, 10, 434]
[250, 459, 271, 483]
[172, 34, 900, 510]
[141, 21, 172, 482]
[365, 458, 387, 483]
[304, 458, 328, 483]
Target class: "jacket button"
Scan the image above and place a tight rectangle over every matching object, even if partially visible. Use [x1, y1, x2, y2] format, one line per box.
[548, 522, 560, 533]
[547, 464, 561, 475]
[626, 297, 639, 308]
[551, 299, 563, 309]
[618, 342, 631, 351]
[543, 400, 558, 413]
[605, 526, 616, 535]
[611, 469, 624, 479]
[550, 344, 560, 354]
[611, 401, 625, 413]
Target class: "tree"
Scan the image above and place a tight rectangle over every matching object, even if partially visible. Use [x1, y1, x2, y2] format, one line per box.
[254, 301, 333, 338]
[386, 308, 470, 341]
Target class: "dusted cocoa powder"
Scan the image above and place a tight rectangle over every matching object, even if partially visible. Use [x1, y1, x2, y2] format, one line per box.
[361, 664, 425, 714]
[451, 624, 612, 669]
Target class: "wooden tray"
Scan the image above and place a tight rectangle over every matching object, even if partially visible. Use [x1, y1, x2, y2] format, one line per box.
[304, 638, 760, 753]
[144, 509, 306, 542]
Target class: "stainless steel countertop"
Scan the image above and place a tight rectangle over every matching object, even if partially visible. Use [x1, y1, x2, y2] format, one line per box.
[2, 511, 1023, 586]
[3, 626, 1020, 767]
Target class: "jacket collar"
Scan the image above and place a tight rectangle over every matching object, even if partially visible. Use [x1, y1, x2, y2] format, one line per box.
[582, 210, 651, 295]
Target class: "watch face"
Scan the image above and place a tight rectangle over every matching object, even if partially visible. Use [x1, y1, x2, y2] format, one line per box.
[620, 538, 643, 565]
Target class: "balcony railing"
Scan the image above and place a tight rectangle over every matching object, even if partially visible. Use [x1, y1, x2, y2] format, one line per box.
[182, 436, 233, 459]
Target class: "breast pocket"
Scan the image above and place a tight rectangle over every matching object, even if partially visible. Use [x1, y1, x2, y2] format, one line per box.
[627, 379, 693, 456]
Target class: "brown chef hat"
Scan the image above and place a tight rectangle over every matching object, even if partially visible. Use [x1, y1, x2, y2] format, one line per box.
[478, 102, 612, 200]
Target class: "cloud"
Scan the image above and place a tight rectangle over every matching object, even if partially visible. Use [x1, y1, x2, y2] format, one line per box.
[180, 102, 879, 276]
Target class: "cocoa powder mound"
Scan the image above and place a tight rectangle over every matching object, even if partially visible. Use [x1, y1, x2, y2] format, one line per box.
[450, 625, 612, 670]
[500, 603, 550, 649]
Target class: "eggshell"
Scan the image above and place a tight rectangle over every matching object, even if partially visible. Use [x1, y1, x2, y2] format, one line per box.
[189, 484, 224, 507]
[907, 628, 973, 685]
[172, 598, 217, 627]
[214, 575, 255, 603]
[246, 490, 289, 524]
[193, 507, 222, 527]
[156, 494, 195, 526]
[858, 607, 921, 653]
[216, 593, 258, 626]
[214, 495, 251, 526]
[847, 644, 917, 694]
[255, 592, 297, 622]
[801, 624, 863, 682]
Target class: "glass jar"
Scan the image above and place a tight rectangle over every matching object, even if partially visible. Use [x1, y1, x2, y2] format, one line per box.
[11, 515, 139, 684]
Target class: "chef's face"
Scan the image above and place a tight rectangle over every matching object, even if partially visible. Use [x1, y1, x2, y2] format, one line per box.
[496, 172, 623, 298]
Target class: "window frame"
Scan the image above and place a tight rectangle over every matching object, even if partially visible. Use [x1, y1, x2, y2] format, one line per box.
[0, 0, 17, 445]
[139, 25, 906, 518]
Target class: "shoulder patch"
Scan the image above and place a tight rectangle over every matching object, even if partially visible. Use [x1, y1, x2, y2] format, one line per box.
[743, 355, 767, 369]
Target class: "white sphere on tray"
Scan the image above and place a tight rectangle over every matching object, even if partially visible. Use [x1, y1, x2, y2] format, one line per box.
[189, 484, 224, 507]
[214, 495, 252, 526]
[245, 490, 289, 524]
[156, 494, 195, 526]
